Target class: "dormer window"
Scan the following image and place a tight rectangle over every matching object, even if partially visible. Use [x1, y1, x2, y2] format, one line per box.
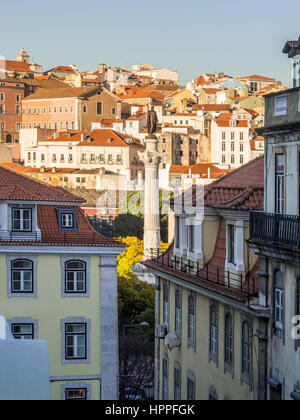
[56, 209, 77, 230]
[12, 208, 32, 232]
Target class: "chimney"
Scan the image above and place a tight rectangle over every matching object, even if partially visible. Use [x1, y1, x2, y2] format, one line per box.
[40, 166, 46, 173]
[208, 167, 211, 179]
[98, 64, 106, 74]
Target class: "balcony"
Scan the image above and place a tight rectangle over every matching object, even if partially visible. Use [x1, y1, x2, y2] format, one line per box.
[250, 211, 300, 250]
[145, 252, 258, 300]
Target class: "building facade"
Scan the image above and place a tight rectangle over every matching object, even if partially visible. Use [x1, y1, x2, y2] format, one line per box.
[145, 157, 264, 400]
[0, 166, 123, 400]
[248, 87, 300, 400]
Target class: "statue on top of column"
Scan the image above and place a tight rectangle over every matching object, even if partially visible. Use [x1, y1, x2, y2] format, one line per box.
[147, 105, 158, 136]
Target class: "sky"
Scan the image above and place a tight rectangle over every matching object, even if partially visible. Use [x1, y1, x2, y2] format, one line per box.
[1, 0, 300, 87]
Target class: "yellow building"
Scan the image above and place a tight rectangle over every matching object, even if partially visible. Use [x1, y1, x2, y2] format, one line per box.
[144, 156, 264, 400]
[164, 89, 197, 113]
[0, 165, 124, 400]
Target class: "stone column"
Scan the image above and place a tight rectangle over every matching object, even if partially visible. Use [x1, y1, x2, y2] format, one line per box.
[141, 135, 162, 260]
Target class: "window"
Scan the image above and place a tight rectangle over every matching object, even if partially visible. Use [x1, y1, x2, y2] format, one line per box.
[209, 386, 218, 400]
[188, 295, 196, 345]
[241, 321, 251, 381]
[99, 154, 104, 163]
[187, 372, 195, 400]
[210, 304, 218, 360]
[231, 132, 235, 140]
[162, 355, 169, 400]
[175, 288, 182, 334]
[11, 324, 34, 340]
[240, 155, 244, 165]
[222, 132, 226, 140]
[65, 388, 87, 400]
[231, 142, 235, 152]
[16, 105, 21, 115]
[57, 209, 77, 230]
[65, 323, 86, 360]
[222, 155, 226, 164]
[0, 92, 4, 102]
[274, 270, 284, 331]
[60, 154, 65, 163]
[175, 217, 180, 249]
[83, 105, 87, 113]
[0, 104, 5, 114]
[189, 224, 195, 253]
[112, 107, 116, 115]
[65, 261, 86, 294]
[275, 154, 285, 214]
[11, 260, 33, 293]
[227, 224, 235, 264]
[12, 208, 32, 232]
[108, 154, 113, 162]
[62, 213, 74, 228]
[96, 102, 102, 115]
[52, 154, 57, 163]
[174, 363, 181, 400]
[163, 282, 169, 326]
[240, 132, 244, 141]
[231, 155, 235, 165]
[225, 313, 233, 371]
[274, 94, 287, 116]
[240, 143, 244, 152]
[222, 142, 226, 152]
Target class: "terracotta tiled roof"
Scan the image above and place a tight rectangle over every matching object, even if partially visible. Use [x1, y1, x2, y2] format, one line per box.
[23, 86, 97, 101]
[36, 205, 123, 247]
[238, 75, 276, 81]
[3, 60, 32, 72]
[0, 165, 84, 203]
[48, 66, 77, 74]
[170, 164, 230, 178]
[119, 90, 164, 100]
[214, 114, 249, 127]
[204, 156, 264, 210]
[79, 129, 144, 148]
[193, 104, 230, 112]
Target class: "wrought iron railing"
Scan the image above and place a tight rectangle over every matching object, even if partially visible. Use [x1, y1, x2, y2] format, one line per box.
[250, 211, 300, 249]
[150, 252, 257, 297]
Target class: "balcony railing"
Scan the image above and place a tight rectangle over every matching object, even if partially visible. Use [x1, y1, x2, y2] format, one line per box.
[250, 211, 300, 250]
[150, 252, 257, 298]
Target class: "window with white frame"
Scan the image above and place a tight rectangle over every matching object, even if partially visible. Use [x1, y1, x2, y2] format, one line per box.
[188, 295, 196, 345]
[275, 154, 285, 214]
[11, 259, 33, 293]
[12, 208, 32, 232]
[227, 224, 235, 264]
[274, 94, 287, 116]
[11, 324, 34, 340]
[65, 323, 87, 360]
[210, 304, 218, 360]
[274, 270, 284, 331]
[62, 213, 74, 228]
[175, 217, 180, 249]
[175, 288, 182, 334]
[65, 261, 86, 294]
[174, 362, 181, 400]
[189, 224, 195, 253]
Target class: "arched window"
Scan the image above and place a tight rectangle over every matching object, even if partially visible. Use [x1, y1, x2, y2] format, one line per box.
[174, 362, 181, 401]
[11, 259, 33, 293]
[175, 288, 181, 334]
[225, 313, 233, 370]
[163, 282, 169, 326]
[188, 295, 196, 345]
[208, 385, 218, 400]
[274, 270, 284, 331]
[210, 304, 218, 359]
[242, 321, 251, 378]
[65, 260, 86, 293]
[6, 134, 12, 143]
[187, 371, 195, 400]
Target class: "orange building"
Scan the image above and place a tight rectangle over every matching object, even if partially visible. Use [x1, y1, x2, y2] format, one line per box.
[22, 86, 122, 131]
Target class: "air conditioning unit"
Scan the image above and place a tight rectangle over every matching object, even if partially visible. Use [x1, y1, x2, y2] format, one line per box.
[156, 325, 167, 339]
